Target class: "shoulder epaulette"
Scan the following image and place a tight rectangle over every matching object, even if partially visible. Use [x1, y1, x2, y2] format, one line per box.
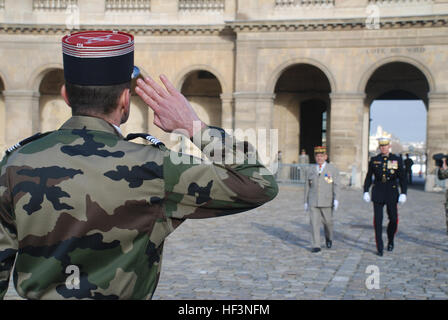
[125, 133, 165, 148]
[5, 132, 53, 156]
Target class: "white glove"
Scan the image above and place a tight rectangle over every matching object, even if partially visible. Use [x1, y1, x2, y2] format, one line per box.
[333, 200, 339, 210]
[398, 194, 407, 204]
[304, 203, 309, 211]
[363, 192, 371, 203]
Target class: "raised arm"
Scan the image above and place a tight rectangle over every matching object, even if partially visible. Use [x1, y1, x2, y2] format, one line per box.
[136, 75, 278, 219]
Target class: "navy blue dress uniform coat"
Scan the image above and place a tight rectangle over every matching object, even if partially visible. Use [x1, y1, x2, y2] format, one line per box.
[363, 153, 407, 203]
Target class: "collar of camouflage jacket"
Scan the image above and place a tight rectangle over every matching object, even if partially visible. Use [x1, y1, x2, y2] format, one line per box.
[60, 116, 124, 138]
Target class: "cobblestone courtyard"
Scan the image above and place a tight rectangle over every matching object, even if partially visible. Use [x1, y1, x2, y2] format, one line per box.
[5, 184, 448, 300]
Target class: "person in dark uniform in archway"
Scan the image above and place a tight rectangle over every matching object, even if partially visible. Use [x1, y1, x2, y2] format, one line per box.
[404, 153, 414, 185]
[363, 137, 407, 256]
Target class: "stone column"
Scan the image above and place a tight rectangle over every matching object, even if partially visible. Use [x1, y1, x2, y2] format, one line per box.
[233, 92, 276, 167]
[329, 92, 366, 188]
[220, 92, 234, 132]
[425, 92, 448, 192]
[3, 90, 40, 148]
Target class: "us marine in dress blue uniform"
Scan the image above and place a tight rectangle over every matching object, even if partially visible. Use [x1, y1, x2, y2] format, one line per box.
[363, 137, 407, 256]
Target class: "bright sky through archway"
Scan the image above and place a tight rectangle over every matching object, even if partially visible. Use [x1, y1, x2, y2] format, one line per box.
[370, 100, 427, 144]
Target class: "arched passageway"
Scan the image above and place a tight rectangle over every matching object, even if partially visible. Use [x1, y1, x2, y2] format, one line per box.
[273, 63, 331, 164]
[364, 62, 430, 186]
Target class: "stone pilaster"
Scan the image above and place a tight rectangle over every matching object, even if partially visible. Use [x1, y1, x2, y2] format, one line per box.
[3, 90, 40, 148]
[329, 92, 366, 188]
[233, 91, 277, 167]
[425, 92, 448, 191]
[220, 92, 234, 132]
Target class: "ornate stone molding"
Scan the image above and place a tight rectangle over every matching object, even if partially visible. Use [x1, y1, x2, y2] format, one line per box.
[220, 92, 234, 102]
[33, 0, 78, 11]
[0, 15, 447, 35]
[105, 0, 151, 12]
[368, 0, 433, 6]
[428, 92, 448, 101]
[275, 0, 335, 9]
[2, 90, 40, 100]
[0, 24, 227, 36]
[330, 92, 366, 101]
[179, 0, 225, 12]
[230, 15, 448, 33]
[233, 92, 276, 101]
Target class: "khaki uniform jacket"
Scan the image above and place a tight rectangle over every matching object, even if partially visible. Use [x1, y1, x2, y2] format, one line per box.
[304, 162, 340, 208]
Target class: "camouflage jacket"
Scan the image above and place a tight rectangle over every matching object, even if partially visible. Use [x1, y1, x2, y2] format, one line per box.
[438, 168, 448, 207]
[438, 167, 448, 180]
[0, 116, 278, 300]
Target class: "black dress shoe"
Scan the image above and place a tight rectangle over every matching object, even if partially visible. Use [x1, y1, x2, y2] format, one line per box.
[326, 240, 332, 249]
[311, 248, 321, 253]
[387, 243, 394, 251]
[377, 250, 383, 257]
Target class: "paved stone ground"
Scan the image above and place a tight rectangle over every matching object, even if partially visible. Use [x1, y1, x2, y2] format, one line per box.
[5, 183, 448, 300]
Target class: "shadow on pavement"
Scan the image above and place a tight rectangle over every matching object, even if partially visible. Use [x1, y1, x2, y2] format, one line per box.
[396, 231, 448, 253]
[257, 220, 378, 254]
[251, 222, 310, 251]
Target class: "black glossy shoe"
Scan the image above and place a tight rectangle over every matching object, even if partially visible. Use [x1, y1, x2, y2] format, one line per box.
[377, 250, 383, 257]
[311, 248, 321, 253]
[326, 240, 332, 249]
[387, 242, 394, 252]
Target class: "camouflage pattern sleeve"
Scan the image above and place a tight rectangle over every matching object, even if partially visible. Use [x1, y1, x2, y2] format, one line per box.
[162, 126, 278, 219]
[0, 156, 18, 300]
[438, 168, 448, 180]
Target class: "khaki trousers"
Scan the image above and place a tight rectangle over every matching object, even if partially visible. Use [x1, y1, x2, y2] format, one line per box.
[309, 206, 333, 248]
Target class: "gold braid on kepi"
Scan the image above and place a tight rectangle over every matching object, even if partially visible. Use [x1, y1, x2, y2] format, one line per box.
[377, 137, 391, 146]
[314, 146, 326, 154]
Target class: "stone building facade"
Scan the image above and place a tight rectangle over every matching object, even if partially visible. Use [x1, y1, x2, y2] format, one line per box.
[0, 0, 447, 190]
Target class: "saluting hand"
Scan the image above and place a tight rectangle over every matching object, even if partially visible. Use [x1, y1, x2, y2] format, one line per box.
[136, 75, 206, 138]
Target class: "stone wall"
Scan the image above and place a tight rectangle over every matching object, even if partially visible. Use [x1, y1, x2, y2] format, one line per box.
[0, 0, 448, 191]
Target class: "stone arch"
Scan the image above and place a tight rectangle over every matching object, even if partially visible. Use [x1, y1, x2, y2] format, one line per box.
[174, 64, 228, 94]
[272, 62, 332, 165]
[358, 56, 435, 95]
[29, 63, 64, 92]
[265, 57, 337, 94]
[38, 68, 69, 132]
[0, 71, 8, 91]
[0, 74, 5, 92]
[174, 68, 223, 157]
[362, 58, 431, 187]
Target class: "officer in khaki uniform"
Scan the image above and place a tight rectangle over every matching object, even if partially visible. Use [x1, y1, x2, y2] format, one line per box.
[304, 146, 340, 253]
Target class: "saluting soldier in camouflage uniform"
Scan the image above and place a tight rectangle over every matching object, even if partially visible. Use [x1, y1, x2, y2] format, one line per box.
[0, 31, 278, 300]
[437, 157, 448, 234]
